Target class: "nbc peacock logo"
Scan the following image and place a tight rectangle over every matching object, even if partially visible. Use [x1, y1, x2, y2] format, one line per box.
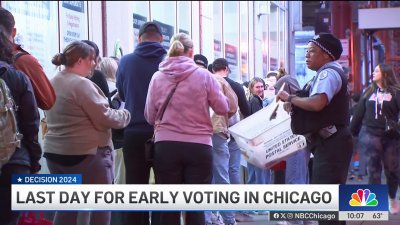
[349, 189, 379, 207]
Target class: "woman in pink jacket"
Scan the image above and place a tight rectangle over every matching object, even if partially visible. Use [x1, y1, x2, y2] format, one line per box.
[145, 33, 229, 225]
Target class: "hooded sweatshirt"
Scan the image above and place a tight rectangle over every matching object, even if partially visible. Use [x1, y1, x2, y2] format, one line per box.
[145, 56, 230, 146]
[116, 41, 167, 133]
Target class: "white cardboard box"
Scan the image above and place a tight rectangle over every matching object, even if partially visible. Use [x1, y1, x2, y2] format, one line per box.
[229, 100, 307, 169]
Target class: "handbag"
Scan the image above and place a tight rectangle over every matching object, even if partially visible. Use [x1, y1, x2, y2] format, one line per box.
[18, 212, 53, 225]
[144, 83, 179, 162]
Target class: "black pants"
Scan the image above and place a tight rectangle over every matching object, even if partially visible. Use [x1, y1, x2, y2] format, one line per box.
[311, 128, 353, 225]
[0, 164, 30, 225]
[152, 141, 213, 225]
[122, 131, 154, 225]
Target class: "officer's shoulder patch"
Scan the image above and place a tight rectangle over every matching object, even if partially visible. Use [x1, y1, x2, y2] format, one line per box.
[319, 70, 328, 80]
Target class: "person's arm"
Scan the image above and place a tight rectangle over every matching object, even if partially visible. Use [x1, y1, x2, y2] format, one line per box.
[144, 76, 158, 125]
[14, 71, 42, 173]
[78, 79, 131, 130]
[279, 91, 328, 112]
[278, 69, 341, 112]
[349, 96, 367, 136]
[233, 83, 250, 118]
[116, 65, 125, 102]
[221, 81, 238, 118]
[14, 54, 56, 110]
[207, 75, 229, 116]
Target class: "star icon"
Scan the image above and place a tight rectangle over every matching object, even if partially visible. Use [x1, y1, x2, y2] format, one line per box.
[17, 177, 22, 183]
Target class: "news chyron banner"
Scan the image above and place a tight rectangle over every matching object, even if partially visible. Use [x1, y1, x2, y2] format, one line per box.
[11, 174, 388, 221]
[339, 185, 389, 220]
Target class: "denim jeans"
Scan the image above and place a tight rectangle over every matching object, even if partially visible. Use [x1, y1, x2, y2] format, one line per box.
[247, 163, 271, 184]
[359, 126, 400, 198]
[205, 133, 235, 225]
[349, 137, 367, 176]
[285, 148, 310, 184]
[228, 138, 241, 185]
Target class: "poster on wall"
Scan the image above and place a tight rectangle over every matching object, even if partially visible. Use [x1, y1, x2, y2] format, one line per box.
[338, 39, 350, 74]
[241, 52, 248, 81]
[153, 20, 174, 51]
[59, 1, 88, 48]
[133, 13, 147, 48]
[3, 1, 60, 79]
[225, 43, 239, 82]
[214, 40, 222, 59]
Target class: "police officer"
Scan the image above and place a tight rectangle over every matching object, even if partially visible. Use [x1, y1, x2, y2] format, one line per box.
[278, 33, 352, 225]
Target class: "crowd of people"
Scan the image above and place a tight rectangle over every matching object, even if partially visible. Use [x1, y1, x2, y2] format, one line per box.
[0, 6, 400, 225]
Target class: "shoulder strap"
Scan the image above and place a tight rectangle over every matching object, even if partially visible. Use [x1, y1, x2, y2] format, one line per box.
[0, 67, 7, 77]
[109, 89, 118, 98]
[13, 52, 28, 64]
[157, 83, 179, 122]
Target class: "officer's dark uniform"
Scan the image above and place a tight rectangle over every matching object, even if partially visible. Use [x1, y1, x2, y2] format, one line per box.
[308, 62, 353, 185]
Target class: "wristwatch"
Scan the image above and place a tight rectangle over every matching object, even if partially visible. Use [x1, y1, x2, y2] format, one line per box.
[287, 95, 295, 103]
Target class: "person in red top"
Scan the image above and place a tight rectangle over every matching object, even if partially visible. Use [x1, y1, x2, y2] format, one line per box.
[0, 7, 55, 110]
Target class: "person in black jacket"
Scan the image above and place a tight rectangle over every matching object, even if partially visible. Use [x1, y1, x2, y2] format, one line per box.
[350, 63, 400, 214]
[82, 40, 110, 98]
[278, 33, 352, 225]
[116, 21, 166, 225]
[0, 27, 41, 225]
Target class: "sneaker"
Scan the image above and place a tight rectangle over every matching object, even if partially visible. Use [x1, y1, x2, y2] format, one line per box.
[357, 175, 363, 182]
[390, 198, 400, 214]
[211, 212, 224, 225]
[235, 212, 255, 222]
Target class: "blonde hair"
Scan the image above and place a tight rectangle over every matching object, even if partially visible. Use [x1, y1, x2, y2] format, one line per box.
[248, 77, 264, 95]
[99, 57, 118, 82]
[168, 33, 193, 57]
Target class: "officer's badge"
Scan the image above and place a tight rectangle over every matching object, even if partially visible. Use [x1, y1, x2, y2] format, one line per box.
[319, 71, 328, 80]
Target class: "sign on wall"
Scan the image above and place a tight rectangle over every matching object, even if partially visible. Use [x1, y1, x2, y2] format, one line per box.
[59, 1, 88, 48]
[225, 43, 239, 81]
[154, 20, 174, 51]
[214, 39, 222, 59]
[3, 1, 60, 79]
[133, 13, 147, 48]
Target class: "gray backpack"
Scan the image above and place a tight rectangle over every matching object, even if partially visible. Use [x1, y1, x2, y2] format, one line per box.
[0, 67, 22, 172]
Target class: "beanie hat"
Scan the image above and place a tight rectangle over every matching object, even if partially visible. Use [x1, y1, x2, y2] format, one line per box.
[309, 33, 343, 61]
[194, 54, 208, 68]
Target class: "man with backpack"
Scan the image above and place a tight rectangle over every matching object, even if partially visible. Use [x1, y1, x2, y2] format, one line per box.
[0, 7, 55, 110]
[0, 27, 41, 225]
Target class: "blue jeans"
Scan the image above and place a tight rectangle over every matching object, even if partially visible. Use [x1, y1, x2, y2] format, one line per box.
[349, 137, 367, 176]
[228, 138, 241, 185]
[205, 133, 235, 224]
[285, 148, 310, 184]
[247, 163, 271, 184]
